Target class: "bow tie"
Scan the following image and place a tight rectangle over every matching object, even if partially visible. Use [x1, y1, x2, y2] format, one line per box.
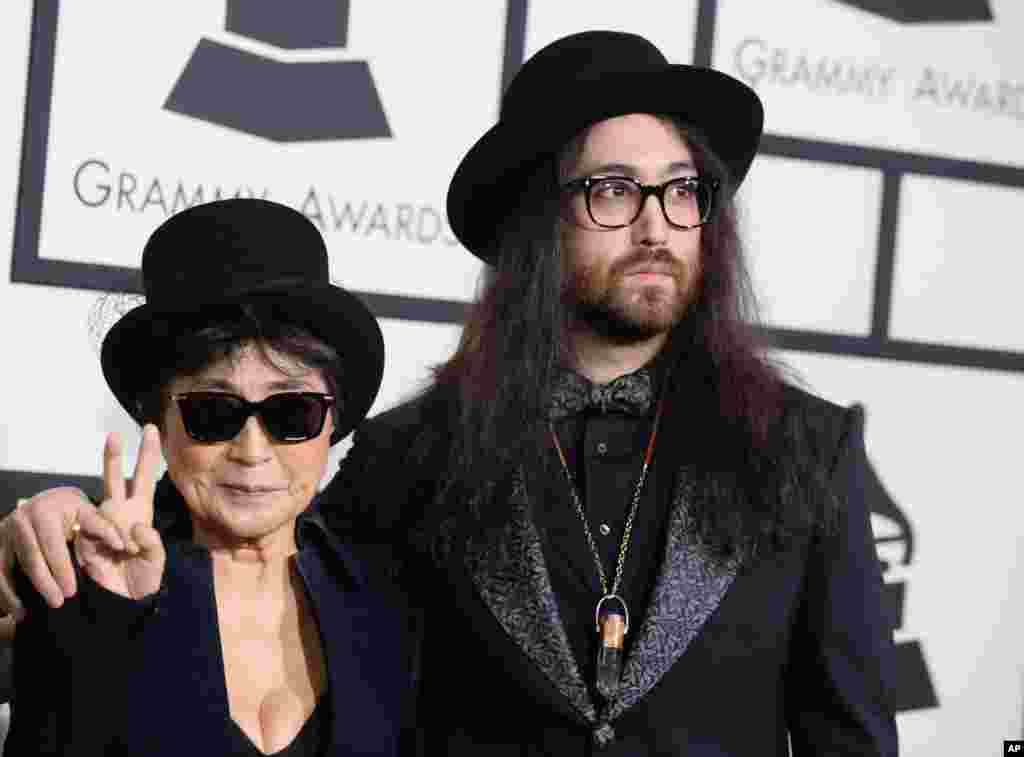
[547, 369, 655, 420]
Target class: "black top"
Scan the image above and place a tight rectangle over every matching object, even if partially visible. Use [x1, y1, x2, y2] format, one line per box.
[232, 696, 327, 757]
[537, 378, 673, 697]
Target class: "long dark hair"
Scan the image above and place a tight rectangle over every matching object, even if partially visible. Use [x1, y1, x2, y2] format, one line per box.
[431, 121, 830, 558]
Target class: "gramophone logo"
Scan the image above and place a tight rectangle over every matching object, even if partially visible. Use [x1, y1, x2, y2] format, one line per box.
[869, 465, 939, 712]
[832, 0, 993, 23]
[165, 0, 391, 141]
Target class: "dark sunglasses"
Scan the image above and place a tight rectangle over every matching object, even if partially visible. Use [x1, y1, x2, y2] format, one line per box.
[171, 392, 336, 444]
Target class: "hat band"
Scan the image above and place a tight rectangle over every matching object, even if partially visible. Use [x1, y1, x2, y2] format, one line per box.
[146, 274, 328, 306]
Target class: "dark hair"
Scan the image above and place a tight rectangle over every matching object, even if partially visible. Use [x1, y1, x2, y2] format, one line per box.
[135, 303, 344, 431]
[431, 117, 831, 558]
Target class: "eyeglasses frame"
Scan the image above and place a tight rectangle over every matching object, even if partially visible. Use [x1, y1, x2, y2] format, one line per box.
[560, 174, 720, 231]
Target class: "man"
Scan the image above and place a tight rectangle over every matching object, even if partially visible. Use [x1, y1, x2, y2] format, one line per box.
[1, 31, 896, 755]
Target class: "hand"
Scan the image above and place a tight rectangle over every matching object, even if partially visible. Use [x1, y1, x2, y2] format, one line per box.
[73, 425, 166, 600]
[0, 487, 124, 617]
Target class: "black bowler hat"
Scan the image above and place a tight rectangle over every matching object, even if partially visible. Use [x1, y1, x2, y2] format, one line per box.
[446, 30, 764, 262]
[100, 199, 384, 444]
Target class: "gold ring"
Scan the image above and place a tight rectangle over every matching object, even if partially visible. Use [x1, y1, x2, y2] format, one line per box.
[70, 515, 81, 536]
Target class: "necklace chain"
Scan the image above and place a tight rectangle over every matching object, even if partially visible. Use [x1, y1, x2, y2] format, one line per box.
[548, 397, 665, 599]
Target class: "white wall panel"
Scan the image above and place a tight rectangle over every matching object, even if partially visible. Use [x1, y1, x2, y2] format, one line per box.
[892, 174, 1024, 352]
[742, 156, 881, 335]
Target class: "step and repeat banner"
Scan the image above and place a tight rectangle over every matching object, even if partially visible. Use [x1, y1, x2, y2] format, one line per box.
[2, 1, 1022, 753]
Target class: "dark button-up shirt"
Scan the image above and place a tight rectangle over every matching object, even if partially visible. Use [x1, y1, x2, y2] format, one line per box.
[533, 364, 675, 699]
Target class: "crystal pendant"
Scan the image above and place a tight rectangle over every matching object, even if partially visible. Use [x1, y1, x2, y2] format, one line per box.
[595, 598, 627, 701]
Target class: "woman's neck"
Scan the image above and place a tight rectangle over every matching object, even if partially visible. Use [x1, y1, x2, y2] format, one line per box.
[191, 517, 298, 579]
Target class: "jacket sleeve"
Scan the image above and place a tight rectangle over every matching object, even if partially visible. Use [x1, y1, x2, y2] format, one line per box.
[785, 405, 899, 757]
[321, 422, 403, 538]
[320, 401, 444, 562]
[6, 570, 80, 756]
[316, 427, 420, 610]
[5, 563, 160, 756]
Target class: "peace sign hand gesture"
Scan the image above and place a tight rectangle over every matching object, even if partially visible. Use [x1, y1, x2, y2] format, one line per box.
[73, 424, 166, 600]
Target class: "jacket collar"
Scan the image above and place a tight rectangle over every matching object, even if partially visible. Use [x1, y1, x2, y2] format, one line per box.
[464, 466, 739, 738]
[464, 474, 599, 725]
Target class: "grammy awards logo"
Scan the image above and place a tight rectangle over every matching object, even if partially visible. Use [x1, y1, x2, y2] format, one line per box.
[832, 0, 993, 23]
[164, 0, 391, 141]
[868, 464, 939, 712]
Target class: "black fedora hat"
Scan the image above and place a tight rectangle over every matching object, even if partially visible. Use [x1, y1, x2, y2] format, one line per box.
[101, 198, 384, 444]
[447, 30, 764, 262]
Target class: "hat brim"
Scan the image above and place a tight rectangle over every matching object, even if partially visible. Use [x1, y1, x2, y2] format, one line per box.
[101, 284, 384, 445]
[447, 65, 763, 262]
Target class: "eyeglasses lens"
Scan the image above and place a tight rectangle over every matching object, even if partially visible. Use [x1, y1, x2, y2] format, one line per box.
[660, 179, 713, 227]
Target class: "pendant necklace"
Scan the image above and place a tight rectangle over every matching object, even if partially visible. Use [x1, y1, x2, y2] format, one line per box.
[548, 396, 666, 700]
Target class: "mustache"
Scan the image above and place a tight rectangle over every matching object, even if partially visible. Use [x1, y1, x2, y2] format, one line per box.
[609, 247, 685, 278]
[560, 247, 690, 304]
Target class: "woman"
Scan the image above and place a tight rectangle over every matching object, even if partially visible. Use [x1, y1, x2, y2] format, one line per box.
[4, 199, 412, 756]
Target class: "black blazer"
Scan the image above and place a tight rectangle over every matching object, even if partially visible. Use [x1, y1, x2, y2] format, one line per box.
[323, 383, 899, 756]
[6, 507, 416, 756]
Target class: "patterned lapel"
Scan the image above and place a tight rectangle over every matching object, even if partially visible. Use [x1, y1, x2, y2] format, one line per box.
[463, 473, 600, 726]
[602, 468, 740, 723]
[462, 465, 742, 743]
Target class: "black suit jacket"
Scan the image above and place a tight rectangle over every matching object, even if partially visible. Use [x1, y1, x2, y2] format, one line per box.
[6, 509, 415, 756]
[323, 382, 898, 756]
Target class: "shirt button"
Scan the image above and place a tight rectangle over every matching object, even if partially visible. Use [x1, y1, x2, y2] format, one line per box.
[599, 523, 611, 536]
[596, 442, 608, 455]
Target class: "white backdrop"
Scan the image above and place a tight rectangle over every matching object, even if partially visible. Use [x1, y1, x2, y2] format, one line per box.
[2, 2, 1023, 753]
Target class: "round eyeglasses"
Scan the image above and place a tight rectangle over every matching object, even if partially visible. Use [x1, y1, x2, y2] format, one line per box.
[560, 175, 719, 231]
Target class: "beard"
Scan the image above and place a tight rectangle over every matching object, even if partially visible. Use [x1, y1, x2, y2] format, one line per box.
[565, 248, 699, 342]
